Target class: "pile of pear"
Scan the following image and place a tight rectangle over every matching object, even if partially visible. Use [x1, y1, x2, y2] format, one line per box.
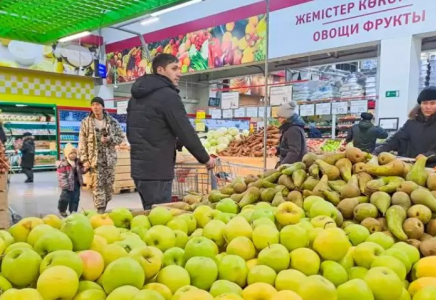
[200, 147, 436, 258]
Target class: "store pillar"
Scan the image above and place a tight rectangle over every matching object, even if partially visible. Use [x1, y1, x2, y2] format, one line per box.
[377, 35, 422, 128]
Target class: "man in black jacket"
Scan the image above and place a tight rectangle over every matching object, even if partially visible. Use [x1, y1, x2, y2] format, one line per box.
[346, 112, 388, 153]
[127, 54, 214, 209]
[374, 86, 436, 167]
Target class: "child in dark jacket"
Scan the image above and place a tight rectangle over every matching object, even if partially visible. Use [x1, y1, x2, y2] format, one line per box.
[57, 143, 86, 217]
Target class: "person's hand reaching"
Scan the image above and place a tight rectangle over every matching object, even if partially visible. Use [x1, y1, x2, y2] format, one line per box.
[206, 157, 216, 170]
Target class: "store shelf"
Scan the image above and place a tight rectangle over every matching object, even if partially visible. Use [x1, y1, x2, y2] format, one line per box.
[6, 149, 57, 154]
[60, 131, 80, 134]
[7, 134, 56, 136]
[6, 121, 56, 125]
[60, 141, 79, 143]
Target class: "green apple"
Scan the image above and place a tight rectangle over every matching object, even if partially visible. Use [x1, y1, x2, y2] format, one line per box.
[366, 232, 394, 250]
[166, 218, 188, 234]
[108, 208, 133, 228]
[298, 275, 337, 300]
[101, 257, 145, 293]
[162, 247, 185, 267]
[77, 280, 104, 293]
[247, 265, 276, 285]
[258, 244, 290, 273]
[37, 265, 79, 300]
[203, 220, 226, 248]
[177, 214, 197, 235]
[385, 248, 412, 273]
[131, 289, 165, 300]
[251, 208, 275, 222]
[275, 269, 306, 292]
[130, 227, 148, 241]
[61, 214, 94, 251]
[371, 255, 407, 280]
[313, 228, 351, 261]
[239, 209, 255, 222]
[33, 231, 73, 257]
[353, 242, 385, 269]
[90, 214, 114, 229]
[226, 236, 256, 261]
[400, 288, 411, 300]
[310, 200, 338, 219]
[364, 267, 403, 300]
[311, 216, 336, 229]
[252, 224, 279, 251]
[217, 199, 240, 214]
[413, 286, 436, 300]
[26, 224, 55, 247]
[82, 209, 98, 218]
[0, 274, 12, 293]
[78, 250, 105, 282]
[5, 241, 32, 254]
[1, 248, 41, 288]
[224, 216, 253, 242]
[173, 230, 188, 249]
[40, 250, 83, 277]
[73, 289, 107, 300]
[251, 217, 276, 229]
[0, 288, 43, 299]
[129, 246, 163, 280]
[289, 248, 320, 276]
[275, 202, 305, 226]
[193, 206, 214, 228]
[185, 256, 218, 290]
[336, 279, 374, 300]
[320, 261, 348, 287]
[184, 237, 218, 261]
[189, 228, 203, 239]
[344, 224, 370, 246]
[297, 219, 314, 232]
[157, 265, 191, 294]
[171, 286, 198, 300]
[242, 205, 256, 212]
[348, 267, 368, 280]
[339, 247, 355, 270]
[308, 227, 324, 248]
[148, 207, 172, 226]
[145, 225, 176, 252]
[114, 237, 146, 252]
[303, 196, 324, 212]
[94, 225, 121, 244]
[106, 286, 140, 300]
[210, 280, 242, 297]
[8, 223, 32, 243]
[391, 242, 420, 265]
[102, 244, 128, 266]
[242, 283, 277, 300]
[280, 225, 308, 251]
[120, 232, 142, 241]
[218, 255, 248, 288]
[131, 215, 151, 229]
[144, 283, 173, 300]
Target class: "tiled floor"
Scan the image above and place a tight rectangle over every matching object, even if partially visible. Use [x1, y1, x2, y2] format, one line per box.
[7, 172, 144, 218]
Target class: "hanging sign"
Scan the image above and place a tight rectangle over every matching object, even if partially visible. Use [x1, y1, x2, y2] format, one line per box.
[332, 102, 349, 115]
[299, 104, 315, 116]
[222, 109, 233, 119]
[233, 108, 246, 118]
[246, 107, 258, 118]
[209, 109, 222, 119]
[315, 103, 331, 115]
[221, 92, 239, 109]
[270, 85, 293, 106]
[117, 101, 128, 114]
[350, 100, 368, 114]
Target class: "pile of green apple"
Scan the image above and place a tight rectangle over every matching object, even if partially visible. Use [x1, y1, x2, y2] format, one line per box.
[0, 202, 435, 300]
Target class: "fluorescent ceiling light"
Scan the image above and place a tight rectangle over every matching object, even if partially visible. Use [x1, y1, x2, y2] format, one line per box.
[151, 0, 202, 17]
[59, 31, 91, 42]
[141, 16, 159, 26]
[16, 104, 27, 107]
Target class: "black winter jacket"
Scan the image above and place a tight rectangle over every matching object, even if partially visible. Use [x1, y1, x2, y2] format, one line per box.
[20, 137, 35, 169]
[0, 127, 6, 145]
[374, 111, 436, 167]
[127, 74, 209, 181]
[277, 114, 307, 165]
[346, 120, 388, 153]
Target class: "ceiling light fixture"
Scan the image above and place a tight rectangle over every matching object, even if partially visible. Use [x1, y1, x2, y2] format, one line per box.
[151, 0, 202, 17]
[140, 16, 159, 26]
[59, 31, 91, 42]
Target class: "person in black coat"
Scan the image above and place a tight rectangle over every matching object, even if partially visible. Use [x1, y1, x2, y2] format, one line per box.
[20, 132, 35, 183]
[275, 101, 308, 166]
[127, 54, 214, 210]
[0, 121, 6, 145]
[374, 86, 436, 167]
[346, 112, 388, 153]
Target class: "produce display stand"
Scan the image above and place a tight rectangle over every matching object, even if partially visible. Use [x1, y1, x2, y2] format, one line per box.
[0, 172, 8, 229]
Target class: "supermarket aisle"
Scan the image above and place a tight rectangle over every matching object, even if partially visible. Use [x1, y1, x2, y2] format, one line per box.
[8, 172, 143, 218]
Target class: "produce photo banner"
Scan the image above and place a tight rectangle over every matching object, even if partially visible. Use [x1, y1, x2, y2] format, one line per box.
[105, 14, 266, 84]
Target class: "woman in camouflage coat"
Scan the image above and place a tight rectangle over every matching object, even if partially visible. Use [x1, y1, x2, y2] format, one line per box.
[79, 97, 124, 213]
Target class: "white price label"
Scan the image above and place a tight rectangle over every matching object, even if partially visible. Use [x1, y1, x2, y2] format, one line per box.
[209, 109, 222, 119]
[221, 92, 239, 109]
[332, 102, 348, 115]
[350, 100, 368, 114]
[299, 104, 315, 116]
[117, 101, 128, 114]
[222, 109, 233, 119]
[246, 107, 258, 118]
[270, 85, 293, 106]
[258, 107, 271, 117]
[233, 108, 245, 118]
[315, 103, 331, 115]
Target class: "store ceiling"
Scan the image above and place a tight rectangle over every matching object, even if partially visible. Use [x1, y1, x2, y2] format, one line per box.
[0, 0, 186, 44]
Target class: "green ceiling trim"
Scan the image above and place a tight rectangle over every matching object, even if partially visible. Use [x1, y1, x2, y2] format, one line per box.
[0, 0, 187, 44]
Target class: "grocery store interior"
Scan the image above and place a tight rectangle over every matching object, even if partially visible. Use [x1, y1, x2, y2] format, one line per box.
[1, 0, 436, 299]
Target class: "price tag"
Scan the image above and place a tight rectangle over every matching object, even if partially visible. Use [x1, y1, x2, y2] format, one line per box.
[299, 104, 315, 116]
[222, 109, 233, 119]
[221, 92, 239, 109]
[195, 122, 206, 132]
[233, 108, 245, 118]
[209, 109, 221, 119]
[350, 100, 368, 114]
[246, 107, 258, 118]
[315, 103, 331, 115]
[258, 107, 271, 117]
[270, 85, 293, 106]
[332, 102, 348, 115]
[117, 101, 128, 114]
[196, 110, 206, 119]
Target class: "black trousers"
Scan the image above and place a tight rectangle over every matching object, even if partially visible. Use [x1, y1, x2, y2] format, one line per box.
[22, 167, 33, 180]
[135, 180, 172, 210]
[58, 180, 81, 213]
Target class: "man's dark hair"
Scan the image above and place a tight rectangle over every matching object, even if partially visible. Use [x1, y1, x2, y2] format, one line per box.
[361, 112, 373, 120]
[152, 54, 179, 74]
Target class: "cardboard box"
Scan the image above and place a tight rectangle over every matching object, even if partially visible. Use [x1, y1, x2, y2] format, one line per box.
[0, 192, 7, 208]
[117, 151, 130, 159]
[0, 174, 7, 192]
[116, 158, 130, 166]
